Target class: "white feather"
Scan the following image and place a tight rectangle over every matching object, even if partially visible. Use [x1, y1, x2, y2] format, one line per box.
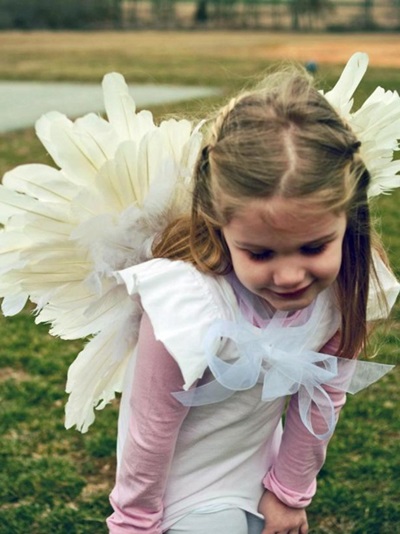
[35, 111, 70, 166]
[0, 185, 44, 224]
[324, 52, 400, 198]
[38, 289, 126, 341]
[323, 52, 369, 115]
[65, 297, 141, 432]
[102, 72, 137, 141]
[111, 141, 144, 206]
[13, 214, 74, 242]
[1, 293, 29, 316]
[3, 164, 78, 203]
[0, 233, 30, 275]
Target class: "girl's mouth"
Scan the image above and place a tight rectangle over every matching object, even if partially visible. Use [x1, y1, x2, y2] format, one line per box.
[270, 285, 311, 299]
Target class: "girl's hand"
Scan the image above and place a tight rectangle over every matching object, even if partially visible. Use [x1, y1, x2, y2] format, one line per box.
[258, 490, 309, 534]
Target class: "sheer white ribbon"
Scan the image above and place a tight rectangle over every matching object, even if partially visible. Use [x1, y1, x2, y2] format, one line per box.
[172, 318, 394, 440]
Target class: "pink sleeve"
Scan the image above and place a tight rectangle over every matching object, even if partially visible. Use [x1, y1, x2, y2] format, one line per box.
[107, 313, 190, 534]
[263, 333, 347, 508]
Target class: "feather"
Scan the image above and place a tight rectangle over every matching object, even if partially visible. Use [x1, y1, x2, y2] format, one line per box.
[0, 230, 31, 273]
[324, 52, 400, 198]
[102, 72, 137, 141]
[48, 118, 106, 186]
[0, 185, 44, 224]
[94, 159, 128, 213]
[3, 164, 78, 203]
[109, 141, 143, 207]
[130, 110, 156, 145]
[64, 297, 141, 432]
[35, 111, 71, 166]
[35, 278, 133, 341]
[1, 293, 29, 316]
[323, 52, 369, 115]
[37, 112, 115, 187]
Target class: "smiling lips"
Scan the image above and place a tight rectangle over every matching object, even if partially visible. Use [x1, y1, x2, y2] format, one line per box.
[270, 284, 312, 299]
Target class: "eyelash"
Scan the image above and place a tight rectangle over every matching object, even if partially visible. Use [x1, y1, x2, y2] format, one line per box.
[247, 250, 273, 262]
[301, 244, 327, 256]
[247, 244, 327, 261]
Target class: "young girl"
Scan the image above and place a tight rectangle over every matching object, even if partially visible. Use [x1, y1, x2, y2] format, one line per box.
[0, 53, 398, 534]
[106, 67, 399, 533]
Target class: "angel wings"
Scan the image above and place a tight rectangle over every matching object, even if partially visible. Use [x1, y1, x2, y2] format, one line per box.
[0, 73, 203, 431]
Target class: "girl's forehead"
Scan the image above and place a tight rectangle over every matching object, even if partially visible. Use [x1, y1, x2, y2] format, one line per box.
[230, 196, 345, 236]
[243, 196, 331, 219]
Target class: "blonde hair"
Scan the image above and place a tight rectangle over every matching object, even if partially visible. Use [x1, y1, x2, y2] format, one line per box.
[153, 67, 386, 359]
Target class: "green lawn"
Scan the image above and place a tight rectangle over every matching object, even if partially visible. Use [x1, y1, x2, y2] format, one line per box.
[0, 31, 399, 534]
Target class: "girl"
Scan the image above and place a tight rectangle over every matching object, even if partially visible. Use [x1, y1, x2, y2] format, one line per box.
[106, 67, 399, 533]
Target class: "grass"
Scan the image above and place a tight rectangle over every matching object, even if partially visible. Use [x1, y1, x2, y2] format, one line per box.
[0, 30, 400, 533]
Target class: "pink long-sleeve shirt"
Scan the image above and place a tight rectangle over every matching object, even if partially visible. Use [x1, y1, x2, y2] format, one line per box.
[107, 312, 346, 533]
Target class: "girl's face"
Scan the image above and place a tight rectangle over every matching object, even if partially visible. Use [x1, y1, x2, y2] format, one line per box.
[222, 196, 347, 312]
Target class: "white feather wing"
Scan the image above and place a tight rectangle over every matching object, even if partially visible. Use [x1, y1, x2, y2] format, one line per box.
[0, 71, 204, 431]
[323, 52, 400, 197]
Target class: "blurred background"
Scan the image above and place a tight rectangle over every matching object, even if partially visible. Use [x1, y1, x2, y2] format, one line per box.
[0, 0, 399, 32]
[0, 2, 400, 533]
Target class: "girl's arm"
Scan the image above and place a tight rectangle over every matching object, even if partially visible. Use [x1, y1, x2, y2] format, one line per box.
[259, 334, 346, 533]
[262, 382, 346, 507]
[107, 313, 190, 534]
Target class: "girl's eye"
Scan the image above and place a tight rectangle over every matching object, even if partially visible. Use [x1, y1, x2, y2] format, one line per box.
[301, 244, 327, 256]
[247, 250, 274, 262]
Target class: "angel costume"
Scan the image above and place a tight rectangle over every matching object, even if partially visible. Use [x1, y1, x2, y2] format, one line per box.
[106, 256, 398, 533]
[0, 53, 400, 534]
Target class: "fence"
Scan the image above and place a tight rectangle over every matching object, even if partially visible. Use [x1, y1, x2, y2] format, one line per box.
[122, 1, 400, 31]
[0, 0, 398, 31]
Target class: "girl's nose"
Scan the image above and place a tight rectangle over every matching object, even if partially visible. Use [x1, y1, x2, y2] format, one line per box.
[271, 262, 307, 289]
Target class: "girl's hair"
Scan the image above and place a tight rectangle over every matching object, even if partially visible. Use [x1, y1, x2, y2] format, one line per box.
[153, 66, 386, 359]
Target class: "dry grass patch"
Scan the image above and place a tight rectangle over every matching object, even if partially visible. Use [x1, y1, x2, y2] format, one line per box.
[1, 30, 400, 85]
[0, 31, 400, 65]
[0, 367, 32, 382]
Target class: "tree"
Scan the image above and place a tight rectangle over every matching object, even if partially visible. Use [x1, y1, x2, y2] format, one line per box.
[0, 0, 122, 29]
[194, 0, 208, 24]
[391, 0, 400, 28]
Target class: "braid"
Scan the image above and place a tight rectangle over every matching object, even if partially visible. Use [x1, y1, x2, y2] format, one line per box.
[210, 93, 249, 146]
[193, 145, 213, 216]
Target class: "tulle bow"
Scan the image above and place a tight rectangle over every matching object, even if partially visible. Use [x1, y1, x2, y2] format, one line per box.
[173, 318, 394, 440]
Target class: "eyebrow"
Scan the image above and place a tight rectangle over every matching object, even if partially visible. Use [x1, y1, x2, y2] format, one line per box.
[235, 231, 338, 249]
